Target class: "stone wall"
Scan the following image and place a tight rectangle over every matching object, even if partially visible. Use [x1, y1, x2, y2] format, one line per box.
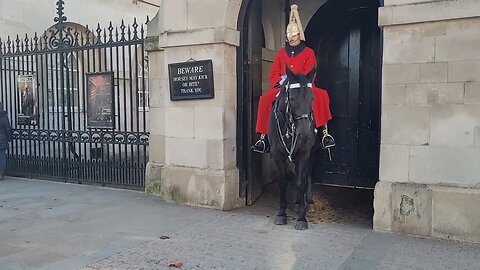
[375, 0, 480, 243]
[145, 0, 244, 210]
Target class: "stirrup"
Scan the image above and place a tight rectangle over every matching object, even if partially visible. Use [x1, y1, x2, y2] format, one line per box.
[252, 137, 270, 153]
[321, 125, 335, 150]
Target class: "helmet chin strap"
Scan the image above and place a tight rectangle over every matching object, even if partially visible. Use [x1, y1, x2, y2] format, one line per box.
[288, 40, 300, 46]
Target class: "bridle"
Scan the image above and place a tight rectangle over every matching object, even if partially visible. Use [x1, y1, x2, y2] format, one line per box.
[274, 81, 313, 161]
[286, 82, 313, 122]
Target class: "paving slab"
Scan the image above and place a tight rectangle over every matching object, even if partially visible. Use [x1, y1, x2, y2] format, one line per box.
[1, 177, 479, 270]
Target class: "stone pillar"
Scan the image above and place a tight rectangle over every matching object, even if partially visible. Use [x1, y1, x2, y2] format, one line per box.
[144, 0, 244, 210]
[375, 0, 480, 243]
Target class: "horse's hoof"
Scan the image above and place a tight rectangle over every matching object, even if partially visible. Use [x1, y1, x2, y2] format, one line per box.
[307, 203, 315, 213]
[274, 216, 287, 225]
[294, 220, 308, 230]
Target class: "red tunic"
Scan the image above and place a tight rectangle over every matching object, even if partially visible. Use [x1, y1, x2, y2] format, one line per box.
[255, 45, 332, 134]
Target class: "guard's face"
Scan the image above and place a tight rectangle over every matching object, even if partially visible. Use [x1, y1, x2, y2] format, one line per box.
[288, 34, 301, 46]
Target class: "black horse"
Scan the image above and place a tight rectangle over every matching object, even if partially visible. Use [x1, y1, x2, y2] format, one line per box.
[269, 67, 318, 230]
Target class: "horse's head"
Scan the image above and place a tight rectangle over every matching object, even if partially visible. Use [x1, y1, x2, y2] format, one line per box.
[283, 66, 316, 136]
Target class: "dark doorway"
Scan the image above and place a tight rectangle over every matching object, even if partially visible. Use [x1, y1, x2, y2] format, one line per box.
[237, 0, 264, 205]
[306, 0, 382, 188]
[237, 0, 382, 205]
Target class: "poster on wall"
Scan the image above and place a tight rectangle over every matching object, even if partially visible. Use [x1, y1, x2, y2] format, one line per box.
[86, 72, 115, 129]
[17, 74, 38, 125]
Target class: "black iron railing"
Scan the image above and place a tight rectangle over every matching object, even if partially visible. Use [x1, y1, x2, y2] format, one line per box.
[0, 0, 150, 189]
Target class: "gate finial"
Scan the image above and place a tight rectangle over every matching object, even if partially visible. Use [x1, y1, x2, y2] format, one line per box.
[54, 0, 67, 24]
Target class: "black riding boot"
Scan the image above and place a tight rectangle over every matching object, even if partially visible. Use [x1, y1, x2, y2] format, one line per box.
[252, 134, 270, 153]
[319, 125, 335, 149]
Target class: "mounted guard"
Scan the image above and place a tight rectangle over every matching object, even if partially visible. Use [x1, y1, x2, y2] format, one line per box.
[252, 4, 335, 154]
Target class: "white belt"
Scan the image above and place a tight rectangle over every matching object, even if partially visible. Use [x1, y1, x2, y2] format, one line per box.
[276, 83, 313, 97]
[289, 83, 312, 89]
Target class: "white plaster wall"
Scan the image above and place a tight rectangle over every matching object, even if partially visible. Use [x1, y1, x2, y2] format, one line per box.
[0, 0, 160, 39]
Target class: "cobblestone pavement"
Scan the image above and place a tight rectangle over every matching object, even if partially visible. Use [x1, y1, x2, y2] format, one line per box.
[1, 177, 479, 270]
[79, 209, 480, 270]
[80, 185, 480, 270]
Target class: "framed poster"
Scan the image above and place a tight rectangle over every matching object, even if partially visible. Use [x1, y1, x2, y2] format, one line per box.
[86, 72, 115, 129]
[17, 74, 38, 125]
[168, 60, 214, 101]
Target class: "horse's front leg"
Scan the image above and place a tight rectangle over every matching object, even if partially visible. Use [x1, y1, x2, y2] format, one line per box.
[294, 156, 310, 230]
[273, 155, 288, 225]
[306, 173, 314, 212]
[306, 153, 315, 212]
[274, 176, 288, 225]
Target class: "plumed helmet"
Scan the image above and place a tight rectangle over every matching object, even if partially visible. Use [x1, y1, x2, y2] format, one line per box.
[286, 4, 305, 41]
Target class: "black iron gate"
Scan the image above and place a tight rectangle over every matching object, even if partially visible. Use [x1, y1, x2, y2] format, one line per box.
[0, 1, 149, 189]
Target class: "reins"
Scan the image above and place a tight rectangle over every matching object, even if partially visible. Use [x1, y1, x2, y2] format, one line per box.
[273, 82, 313, 161]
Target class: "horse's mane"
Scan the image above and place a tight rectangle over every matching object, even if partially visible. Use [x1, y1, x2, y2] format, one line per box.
[280, 73, 310, 92]
[274, 73, 313, 120]
[293, 74, 310, 86]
